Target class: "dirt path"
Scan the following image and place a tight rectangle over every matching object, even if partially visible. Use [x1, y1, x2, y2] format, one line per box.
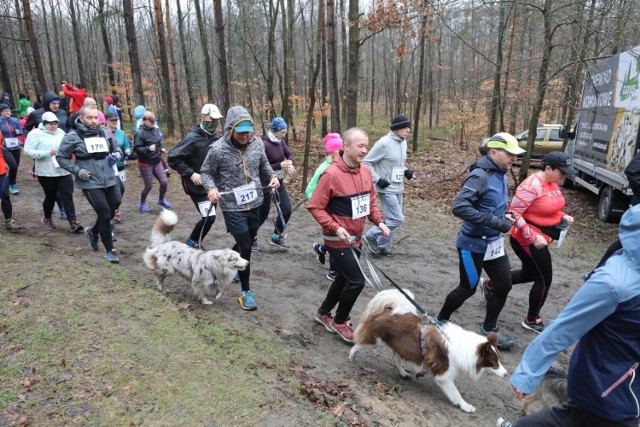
[9, 155, 600, 426]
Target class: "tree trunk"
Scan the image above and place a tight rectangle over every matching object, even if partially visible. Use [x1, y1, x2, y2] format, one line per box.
[488, 1, 506, 135]
[500, 0, 517, 132]
[194, 0, 214, 102]
[68, 0, 86, 88]
[122, 0, 145, 105]
[302, 0, 323, 191]
[21, 0, 47, 93]
[175, 0, 197, 121]
[213, 0, 230, 114]
[344, 0, 359, 128]
[412, 5, 428, 154]
[263, 0, 278, 119]
[321, 0, 328, 135]
[0, 44, 12, 103]
[50, 0, 64, 84]
[40, 0, 57, 89]
[153, 0, 175, 135]
[98, 0, 116, 92]
[326, 0, 341, 133]
[165, 0, 185, 134]
[519, 0, 553, 182]
[280, 0, 294, 126]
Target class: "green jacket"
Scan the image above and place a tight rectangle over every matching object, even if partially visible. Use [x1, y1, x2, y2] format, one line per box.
[17, 98, 32, 118]
[305, 158, 332, 200]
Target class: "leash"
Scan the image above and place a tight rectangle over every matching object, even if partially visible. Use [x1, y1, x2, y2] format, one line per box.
[270, 188, 288, 237]
[195, 202, 216, 250]
[349, 242, 434, 323]
[349, 242, 384, 293]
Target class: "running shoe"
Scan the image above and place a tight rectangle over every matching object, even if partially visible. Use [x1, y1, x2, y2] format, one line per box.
[41, 217, 56, 230]
[330, 319, 354, 343]
[480, 325, 515, 350]
[9, 184, 19, 195]
[157, 199, 172, 209]
[521, 316, 546, 334]
[364, 234, 380, 255]
[496, 417, 514, 427]
[59, 209, 68, 220]
[238, 290, 257, 311]
[268, 235, 289, 249]
[378, 247, 396, 257]
[69, 220, 84, 233]
[314, 312, 335, 333]
[114, 210, 122, 223]
[313, 243, 326, 265]
[105, 250, 120, 263]
[139, 202, 152, 213]
[4, 219, 21, 232]
[479, 278, 492, 304]
[326, 271, 336, 281]
[86, 227, 99, 251]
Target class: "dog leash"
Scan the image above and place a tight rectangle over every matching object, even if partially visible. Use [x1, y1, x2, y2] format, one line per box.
[350, 242, 434, 323]
[349, 242, 384, 293]
[195, 202, 216, 250]
[270, 188, 288, 238]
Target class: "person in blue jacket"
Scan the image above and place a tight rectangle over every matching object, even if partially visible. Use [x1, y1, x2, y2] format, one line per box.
[499, 203, 640, 427]
[435, 133, 525, 350]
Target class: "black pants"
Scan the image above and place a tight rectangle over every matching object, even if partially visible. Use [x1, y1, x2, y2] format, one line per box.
[83, 186, 118, 252]
[188, 194, 216, 243]
[258, 184, 292, 236]
[38, 175, 77, 223]
[438, 248, 512, 330]
[223, 209, 259, 292]
[510, 236, 553, 321]
[3, 149, 20, 185]
[319, 246, 365, 324]
[513, 401, 637, 427]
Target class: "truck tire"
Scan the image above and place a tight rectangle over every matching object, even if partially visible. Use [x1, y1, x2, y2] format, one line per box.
[598, 186, 628, 222]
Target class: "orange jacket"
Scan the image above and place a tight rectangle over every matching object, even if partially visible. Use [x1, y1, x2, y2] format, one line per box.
[0, 134, 7, 175]
[62, 83, 87, 114]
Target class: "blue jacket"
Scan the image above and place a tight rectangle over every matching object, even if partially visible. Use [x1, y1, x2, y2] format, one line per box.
[452, 156, 512, 254]
[510, 204, 640, 422]
[0, 116, 23, 150]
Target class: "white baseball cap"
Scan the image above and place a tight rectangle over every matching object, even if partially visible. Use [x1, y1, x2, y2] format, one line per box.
[42, 111, 59, 123]
[201, 104, 223, 119]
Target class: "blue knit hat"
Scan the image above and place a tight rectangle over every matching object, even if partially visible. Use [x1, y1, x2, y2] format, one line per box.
[134, 105, 146, 120]
[270, 117, 288, 132]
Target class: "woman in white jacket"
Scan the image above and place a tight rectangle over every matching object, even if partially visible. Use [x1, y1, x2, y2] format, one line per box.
[24, 112, 83, 232]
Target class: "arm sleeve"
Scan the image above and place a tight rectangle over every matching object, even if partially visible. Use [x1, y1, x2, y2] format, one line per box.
[305, 161, 330, 200]
[56, 137, 81, 176]
[510, 272, 619, 395]
[363, 142, 384, 183]
[283, 140, 296, 163]
[200, 147, 218, 191]
[23, 133, 47, 159]
[510, 180, 543, 244]
[452, 172, 491, 225]
[167, 138, 195, 178]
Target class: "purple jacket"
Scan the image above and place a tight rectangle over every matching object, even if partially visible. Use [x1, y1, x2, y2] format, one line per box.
[260, 133, 295, 186]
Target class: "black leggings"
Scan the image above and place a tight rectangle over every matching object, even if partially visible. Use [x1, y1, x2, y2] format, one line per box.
[258, 184, 292, 236]
[2, 149, 20, 185]
[319, 246, 365, 324]
[38, 175, 77, 223]
[188, 194, 216, 243]
[438, 248, 512, 330]
[510, 236, 553, 321]
[82, 186, 118, 252]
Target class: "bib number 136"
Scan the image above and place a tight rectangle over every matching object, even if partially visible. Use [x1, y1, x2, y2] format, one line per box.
[351, 194, 370, 219]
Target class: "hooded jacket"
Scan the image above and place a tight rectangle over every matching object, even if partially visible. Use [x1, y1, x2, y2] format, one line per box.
[307, 153, 384, 249]
[62, 83, 86, 114]
[16, 98, 32, 119]
[168, 123, 219, 196]
[452, 155, 513, 254]
[133, 124, 164, 165]
[57, 121, 120, 190]
[0, 116, 23, 151]
[23, 91, 68, 133]
[201, 106, 275, 211]
[23, 124, 69, 177]
[511, 203, 640, 422]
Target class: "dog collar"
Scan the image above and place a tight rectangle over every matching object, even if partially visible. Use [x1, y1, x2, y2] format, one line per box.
[420, 324, 428, 357]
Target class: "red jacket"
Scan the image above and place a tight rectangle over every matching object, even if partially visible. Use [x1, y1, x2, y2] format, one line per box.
[62, 83, 87, 114]
[308, 153, 384, 248]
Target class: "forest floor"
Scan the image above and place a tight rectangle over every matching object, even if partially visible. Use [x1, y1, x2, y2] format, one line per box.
[0, 137, 619, 426]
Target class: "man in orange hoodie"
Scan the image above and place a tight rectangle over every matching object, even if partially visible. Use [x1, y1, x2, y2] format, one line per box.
[61, 82, 87, 114]
[0, 134, 21, 231]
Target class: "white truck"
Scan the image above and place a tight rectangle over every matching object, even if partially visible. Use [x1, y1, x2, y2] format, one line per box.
[566, 44, 640, 222]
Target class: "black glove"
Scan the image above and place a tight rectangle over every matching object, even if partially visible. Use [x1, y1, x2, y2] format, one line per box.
[488, 214, 512, 233]
[377, 178, 391, 189]
[404, 169, 416, 180]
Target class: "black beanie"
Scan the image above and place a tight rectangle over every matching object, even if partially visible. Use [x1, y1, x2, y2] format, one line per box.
[390, 114, 411, 131]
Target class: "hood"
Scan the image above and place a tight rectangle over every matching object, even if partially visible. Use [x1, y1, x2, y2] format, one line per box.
[222, 106, 252, 140]
[470, 155, 504, 174]
[619, 204, 640, 268]
[134, 105, 146, 119]
[75, 120, 103, 137]
[331, 151, 360, 175]
[43, 91, 59, 111]
[191, 122, 216, 137]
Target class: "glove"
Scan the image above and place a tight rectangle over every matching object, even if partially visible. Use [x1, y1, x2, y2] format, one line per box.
[78, 169, 91, 181]
[112, 151, 122, 161]
[42, 150, 52, 158]
[49, 149, 56, 157]
[377, 178, 391, 189]
[488, 214, 513, 233]
[404, 169, 416, 180]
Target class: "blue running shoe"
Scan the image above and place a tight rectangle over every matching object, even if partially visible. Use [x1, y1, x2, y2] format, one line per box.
[139, 202, 152, 213]
[239, 290, 257, 311]
[86, 227, 99, 251]
[157, 199, 172, 208]
[105, 250, 120, 263]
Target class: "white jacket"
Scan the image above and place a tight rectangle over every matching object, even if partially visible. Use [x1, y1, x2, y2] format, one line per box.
[24, 126, 69, 177]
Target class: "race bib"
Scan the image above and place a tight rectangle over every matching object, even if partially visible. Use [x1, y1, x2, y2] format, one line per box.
[484, 237, 505, 261]
[391, 167, 404, 183]
[118, 170, 127, 182]
[113, 164, 119, 176]
[351, 194, 370, 219]
[52, 155, 60, 168]
[84, 137, 109, 153]
[4, 137, 19, 149]
[233, 182, 258, 205]
[197, 200, 216, 217]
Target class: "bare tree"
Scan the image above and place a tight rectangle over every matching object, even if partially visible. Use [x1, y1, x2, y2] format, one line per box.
[68, 0, 86, 88]
[344, 0, 359, 128]
[122, 0, 145, 105]
[194, 0, 214, 102]
[213, 0, 230, 113]
[153, 0, 175, 134]
[21, 0, 47, 93]
[327, 0, 340, 133]
[175, 0, 197, 120]
[98, 0, 116, 91]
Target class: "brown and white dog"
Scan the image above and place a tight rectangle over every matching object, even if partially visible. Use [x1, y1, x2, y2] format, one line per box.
[349, 289, 508, 413]
[143, 209, 249, 304]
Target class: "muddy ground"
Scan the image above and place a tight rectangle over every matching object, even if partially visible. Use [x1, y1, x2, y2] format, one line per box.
[6, 149, 612, 426]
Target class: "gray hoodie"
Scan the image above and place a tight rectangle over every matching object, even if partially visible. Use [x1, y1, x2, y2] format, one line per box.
[201, 106, 275, 211]
[363, 131, 407, 194]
